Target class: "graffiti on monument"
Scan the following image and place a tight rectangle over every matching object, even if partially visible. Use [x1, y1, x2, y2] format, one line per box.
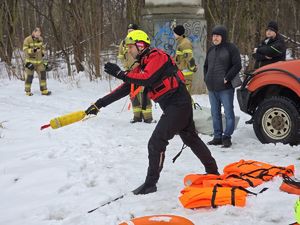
[183, 21, 207, 50]
[153, 21, 177, 56]
[153, 20, 207, 60]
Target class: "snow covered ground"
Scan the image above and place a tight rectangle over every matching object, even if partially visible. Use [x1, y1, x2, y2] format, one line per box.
[0, 76, 299, 225]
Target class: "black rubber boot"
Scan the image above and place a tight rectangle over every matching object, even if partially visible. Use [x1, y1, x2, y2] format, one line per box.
[222, 136, 232, 148]
[143, 118, 153, 123]
[132, 183, 157, 195]
[207, 138, 223, 145]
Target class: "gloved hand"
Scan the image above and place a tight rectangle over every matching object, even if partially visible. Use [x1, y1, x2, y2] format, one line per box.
[191, 65, 198, 72]
[25, 62, 34, 70]
[189, 58, 198, 72]
[33, 47, 40, 53]
[104, 62, 126, 81]
[85, 104, 100, 115]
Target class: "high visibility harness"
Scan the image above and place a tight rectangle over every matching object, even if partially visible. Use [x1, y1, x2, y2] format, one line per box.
[179, 160, 295, 209]
[128, 84, 143, 110]
[130, 84, 143, 100]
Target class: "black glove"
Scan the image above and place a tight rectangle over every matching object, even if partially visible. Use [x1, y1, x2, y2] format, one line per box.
[25, 62, 34, 70]
[104, 62, 126, 81]
[33, 48, 40, 53]
[85, 104, 100, 115]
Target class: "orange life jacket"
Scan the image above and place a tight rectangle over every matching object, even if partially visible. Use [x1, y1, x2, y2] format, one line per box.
[223, 159, 294, 181]
[206, 174, 263, 188]
[179, 184, 264, 209]
[180, 160, 294, 209]
[183, 174, 223, 187]
[184, 173, 263, 189]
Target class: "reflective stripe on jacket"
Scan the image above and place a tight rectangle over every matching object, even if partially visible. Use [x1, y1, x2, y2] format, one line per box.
[23, 35, 45, 65]
[175, 36, 196, 76]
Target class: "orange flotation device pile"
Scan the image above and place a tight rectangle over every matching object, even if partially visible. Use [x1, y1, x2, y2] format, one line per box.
[119, 214, 194, 225]
[179, 159, 295, 209]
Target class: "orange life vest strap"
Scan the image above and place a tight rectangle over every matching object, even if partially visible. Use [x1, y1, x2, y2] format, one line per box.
[211, 184, 268, 208]
[225, 174, 255, 187]
[130, 84, 142, 100]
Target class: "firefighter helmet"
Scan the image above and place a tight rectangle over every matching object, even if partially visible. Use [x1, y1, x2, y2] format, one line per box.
[125, 30, 150, 45]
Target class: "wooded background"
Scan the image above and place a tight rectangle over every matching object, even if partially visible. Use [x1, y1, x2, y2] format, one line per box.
[0, 0, 299, 80]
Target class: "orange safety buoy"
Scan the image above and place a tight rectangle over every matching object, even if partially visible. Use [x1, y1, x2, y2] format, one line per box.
[119, 215, 194, 225]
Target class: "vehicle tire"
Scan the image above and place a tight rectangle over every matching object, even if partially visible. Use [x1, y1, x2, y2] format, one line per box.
[253, 96, 300, 145]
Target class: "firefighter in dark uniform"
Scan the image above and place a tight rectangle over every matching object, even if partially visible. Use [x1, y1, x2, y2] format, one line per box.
[23, 27, 51, 96]
[118, 24, 153, 123]
[85, 30, 219, 195]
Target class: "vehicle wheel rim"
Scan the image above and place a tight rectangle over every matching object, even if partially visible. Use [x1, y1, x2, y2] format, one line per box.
[262, 107, 291, 140]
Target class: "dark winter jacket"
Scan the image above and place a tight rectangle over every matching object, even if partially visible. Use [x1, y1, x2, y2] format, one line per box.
[204, 26, 242, 92]
[253, 34, 286, 69]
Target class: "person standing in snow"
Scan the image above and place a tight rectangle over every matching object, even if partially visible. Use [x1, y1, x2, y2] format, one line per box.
[173, 25, 197, 95]
[118, 23, 153, 123]
[85, 30, 219, 195]
[253, 21, 286, 70]
[23, 27, 51, 96]
[245, 21, 286, 124]
[204, 25, 242, 148]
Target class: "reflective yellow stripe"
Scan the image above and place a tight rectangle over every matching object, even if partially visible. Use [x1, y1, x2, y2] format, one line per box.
[28, 42, 43, 48]
[41, 90, 49, 95]
[117, 55, 124, 59]
[25, 59, 43, 64]
[176, 50, 184, 55]
[271, 46, 282, 54]
[142, 109, 152, 113]
[176, 49, 193, 55]
[182, 49, 193, 54]
[133, 107, 142, 113]
[182, 71, 193, 76]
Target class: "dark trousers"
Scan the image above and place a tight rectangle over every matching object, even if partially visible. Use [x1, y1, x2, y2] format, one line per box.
[145, 91, 219, 186]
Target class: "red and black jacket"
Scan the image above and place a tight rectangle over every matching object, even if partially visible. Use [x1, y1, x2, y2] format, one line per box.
[95, 48, 186, 109]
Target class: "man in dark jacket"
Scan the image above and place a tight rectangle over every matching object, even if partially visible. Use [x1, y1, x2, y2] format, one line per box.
[245, 21, 286, 124]
[253, 21, 286, 69]
[204, 25, 242, 148]
[85, 30, 219, 195]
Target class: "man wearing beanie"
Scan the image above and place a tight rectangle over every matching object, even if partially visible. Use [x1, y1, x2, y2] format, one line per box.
[118, 24, 153, 123]
[204, 25, 242, 148]
[173, 25, 197, 95]
[245, 21, 286, 124]
[253, 21, 286, 69]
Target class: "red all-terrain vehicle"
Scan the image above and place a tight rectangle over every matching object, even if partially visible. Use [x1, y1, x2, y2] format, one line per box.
[237, 60, 300, 145]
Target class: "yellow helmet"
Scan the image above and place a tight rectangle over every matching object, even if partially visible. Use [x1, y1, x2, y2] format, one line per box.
[125, 30, 151, 45]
